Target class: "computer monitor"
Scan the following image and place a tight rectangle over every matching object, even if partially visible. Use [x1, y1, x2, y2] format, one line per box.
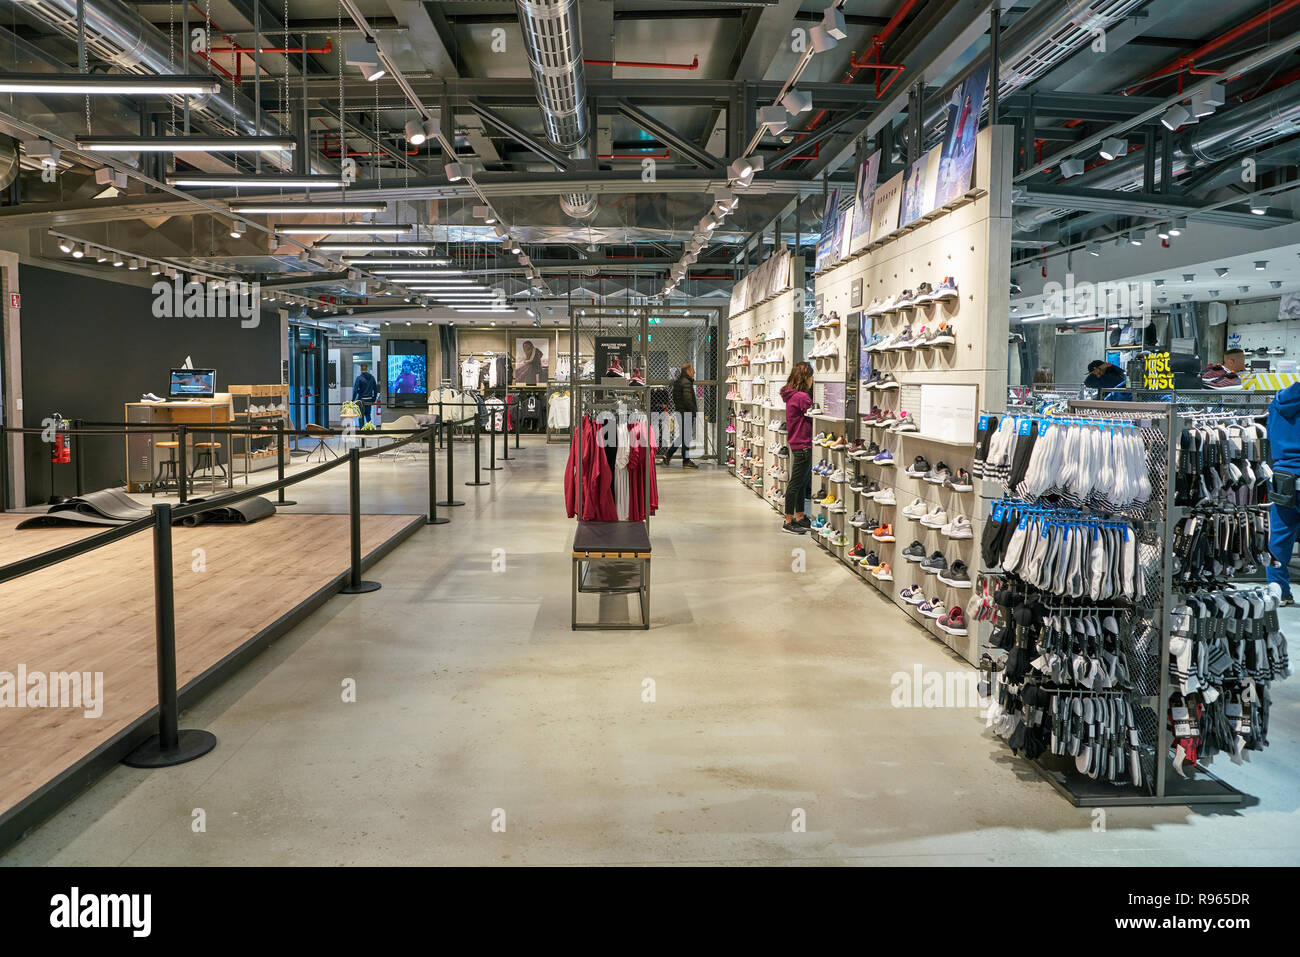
[169, 368, 216, 398]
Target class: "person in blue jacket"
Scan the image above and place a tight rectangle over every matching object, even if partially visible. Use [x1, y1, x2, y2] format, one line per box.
[352, 363, 379, 425]
[1266, 382, 1300, 604]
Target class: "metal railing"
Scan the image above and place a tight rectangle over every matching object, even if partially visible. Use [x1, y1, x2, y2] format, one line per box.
[0, 408, 503, 769]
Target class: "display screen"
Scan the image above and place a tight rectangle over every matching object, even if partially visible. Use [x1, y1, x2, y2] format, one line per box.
[386, 340, 428, 403]
[169, 368, 216, 397]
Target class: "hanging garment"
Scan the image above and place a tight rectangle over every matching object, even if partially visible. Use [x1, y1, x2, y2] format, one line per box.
[615, 420, 631, 520]
[460, 357, 482, 389]
[564, 415, 618, 521]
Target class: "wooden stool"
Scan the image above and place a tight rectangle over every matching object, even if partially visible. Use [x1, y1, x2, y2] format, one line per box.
[304, 423, 338, 463]
[191, 441, 227, 491]
[151, 440, 181, 496]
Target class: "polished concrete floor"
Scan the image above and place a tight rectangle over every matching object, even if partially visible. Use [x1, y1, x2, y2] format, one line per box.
[4, 438, 1300, 865]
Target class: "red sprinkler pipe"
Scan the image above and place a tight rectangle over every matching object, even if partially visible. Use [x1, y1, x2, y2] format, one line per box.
[321, 131, 418, 158]
[584, 55, 699, 71]
[1123, 0, 1300, 95]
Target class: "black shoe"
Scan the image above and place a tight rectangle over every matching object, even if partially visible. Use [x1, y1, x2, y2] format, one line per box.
[1283, 594, 1296, 607]
[683, 460, 699, 469]
[783, 521, 808, 535]
[797, 515, 812, 528]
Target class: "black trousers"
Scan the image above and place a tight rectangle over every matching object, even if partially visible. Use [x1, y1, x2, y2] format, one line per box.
[785, 447, 812, 515]
[661, 411, 693, 463]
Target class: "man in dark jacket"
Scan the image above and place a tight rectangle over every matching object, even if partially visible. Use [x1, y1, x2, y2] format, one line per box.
[661, 364, 698, 469]
[353, 363, 379, 425]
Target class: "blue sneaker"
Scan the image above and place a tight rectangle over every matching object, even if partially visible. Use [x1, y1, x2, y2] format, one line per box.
[811, 516, 828, 531]
[873, 449, 894, 466]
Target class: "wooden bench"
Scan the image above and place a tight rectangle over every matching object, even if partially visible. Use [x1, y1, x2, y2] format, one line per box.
[572, 520, 651, 630]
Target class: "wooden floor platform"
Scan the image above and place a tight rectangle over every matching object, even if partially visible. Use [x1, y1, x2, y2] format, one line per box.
[0, 512, 422, 844]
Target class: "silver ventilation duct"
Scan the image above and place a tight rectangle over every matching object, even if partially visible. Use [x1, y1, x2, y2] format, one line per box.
[12, 0, 315, 172]
[1013, 81, 1300, 233]
[514, 0, 597, 220]
[925, 0, 1148, 146]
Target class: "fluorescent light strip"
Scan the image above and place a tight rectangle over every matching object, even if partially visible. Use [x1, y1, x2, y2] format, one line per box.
[370, 270, 467, 277]
[343, 258, 452, 266]
[275, 224, 414, 235]
[0, 73, 220, 95]
[232, 202, 389, 214]
[77, 135, 296, 152]
[315, 243, 436, 252]
[167, 174, 347, 188]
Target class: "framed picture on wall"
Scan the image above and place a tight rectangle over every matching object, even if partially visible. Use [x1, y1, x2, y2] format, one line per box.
[512, 336, 550, 385]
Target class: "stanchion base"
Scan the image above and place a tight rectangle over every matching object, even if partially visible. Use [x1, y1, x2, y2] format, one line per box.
[465, 480, 490, 487]
[426, 516, 451, 525]
[485, 465, 504, 471]
[340, 579, 382, 594]
[276, 499, 298, 507]
[438, 499, 466, 507]
[123, 729, 217, 768]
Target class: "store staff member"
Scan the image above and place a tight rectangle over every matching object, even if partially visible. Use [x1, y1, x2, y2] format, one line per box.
[1222, 348, 1248, 375]
[1267, 381, 1300, 605]
[1084, 359, 1126, 393]
[353, 363, 379, 425]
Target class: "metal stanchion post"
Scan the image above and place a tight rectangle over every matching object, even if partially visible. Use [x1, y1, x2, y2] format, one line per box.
[466, 415, 489, 486]
[486, 402, 502, 471]
[276, 420, 297, 506]
[177, 424, 189, 504]
[339, 447, 382, 593]
[501, 404, 510, 462]
[123, 503, 217, 767]
[439, 420, 465, 507]
[438, 400, 444, 449]
[514, 394, 521, 450]
[73, 418, 84, 497]
[427, 426, 449, 524]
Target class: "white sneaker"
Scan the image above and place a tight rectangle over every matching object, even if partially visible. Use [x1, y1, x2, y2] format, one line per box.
[830, 469, 848, 484]
[902, 498, 927, 519]
[142, 392, 164, 402]
[920, 505, 948, 528]
[874, 488, 896, 506]
[941, 514, 973, 539]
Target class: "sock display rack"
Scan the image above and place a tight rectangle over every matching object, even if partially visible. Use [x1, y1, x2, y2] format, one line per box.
[804, 126, 1014, 664]
[725, 254, 803, 509]
[978, 398, 1287, 806]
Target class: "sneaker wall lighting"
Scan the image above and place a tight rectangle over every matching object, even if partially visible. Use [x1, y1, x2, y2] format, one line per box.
[1192, 82, 1225, 116]
[1215, 267, 1229, 278]
[473, 205, 497, 224]
[1160, 104, 1191, 130]
[1099, 137, 1127, 161]
[345, 37, 386, 81]
[757, 105, 788, 135]
[1255, 261, 1268, 270]
[810, 23, 838, 52]
[1129, 230, 1144, 245]
[404, 117, 438, 146]
[1169, 217, 1186, 235]
[0, 73, 219, 96]
[1060, 157, 1085, 178]
[444, 162, 472, 182]
[229, 220, 246, 239]
[1086, 241, 1101, 256]
[822, 5, 848, 40]
[1249, 195, 1269, 215]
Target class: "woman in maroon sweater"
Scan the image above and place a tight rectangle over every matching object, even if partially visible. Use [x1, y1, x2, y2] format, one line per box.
[780, 362, 815, 534]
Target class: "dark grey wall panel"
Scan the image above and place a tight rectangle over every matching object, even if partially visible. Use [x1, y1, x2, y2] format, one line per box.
[19, 265, 278, 504]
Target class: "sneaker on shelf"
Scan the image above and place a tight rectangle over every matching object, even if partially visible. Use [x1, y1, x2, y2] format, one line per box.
[813, 458, 829, 475]
[929, 321, 957, 347]
[847, 439, 869, 458]
[920, 551, 948, 575]
[725, 424, 736, 433]
[831, 533, 849, 547]
[830, 435, 848, 450]
[848, 543, 867, 559]
[863, 441, 882, 458]
[850, 510, 867, 528]
[932, 276, 959, 301]
[864, 337, 884, 356]
[914, 280, 934, 303]
[877, 408, 899, 426]
[776, 446, 790, 458]
[918, 597, 947, 619]
[893, 325, 915, 349]
[871, 523, 896, 542]
[920, 505, 948, 528]
[938, 606, 968, 636]
[902, 498, 927, 520]
[905, 456, 931, 478]
[829, 500, 847, 514]
[873, 449, 895, 466]
[875, 488, 897, 506]
[858, 550, 882, 569]
[820, 491, 837, 506]
[849, 477, 866, 493]
[808, 404, 825, 416]
[872, 562, 894, 581]
[876, 373, 899, 391]
[810, 516, 828, 532]
[830, 468, 848, 484]
[941, 514, 973, 540]
[937, 560, 973, 588]
[924, 462, 952, 485]
[860, 481, 881, 499]
[879, 293, 900, 315]
[945, 468, 974, 492]
[865, 298, 885, 317]
[900, 585, 927, 605]
[891, 412, 919, 434]
[902, 540, 927, 562]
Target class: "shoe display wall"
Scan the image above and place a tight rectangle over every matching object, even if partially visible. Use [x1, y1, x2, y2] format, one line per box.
[798, 125, 1012, 664]
[726, 252, 806, 514]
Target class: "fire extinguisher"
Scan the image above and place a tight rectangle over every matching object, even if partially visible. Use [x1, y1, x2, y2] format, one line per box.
[51, 414, 71, 464]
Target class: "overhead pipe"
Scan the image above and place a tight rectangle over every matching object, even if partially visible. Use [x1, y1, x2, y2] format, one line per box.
[584, 55, 698, 71]
[514, 0, 597, 219]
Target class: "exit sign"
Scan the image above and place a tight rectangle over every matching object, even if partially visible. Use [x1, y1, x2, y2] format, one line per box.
[8, 293, 18, 309]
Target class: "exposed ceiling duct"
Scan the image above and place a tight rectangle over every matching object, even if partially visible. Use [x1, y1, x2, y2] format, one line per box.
[1013, 81, 1300, 234]
[13, 0, 312, 173]
[514, 0, 597, 220]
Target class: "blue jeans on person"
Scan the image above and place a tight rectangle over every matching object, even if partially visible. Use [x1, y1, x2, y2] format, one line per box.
[1268, 502, 1300, 597]
[360, 401, 373, 425]
[661, 412, 692, 464]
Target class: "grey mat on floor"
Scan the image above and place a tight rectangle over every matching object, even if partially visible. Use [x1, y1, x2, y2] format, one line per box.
[15, 489, 275, 528]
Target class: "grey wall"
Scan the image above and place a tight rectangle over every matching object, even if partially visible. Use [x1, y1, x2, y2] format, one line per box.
[19, 265, 279, 504]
